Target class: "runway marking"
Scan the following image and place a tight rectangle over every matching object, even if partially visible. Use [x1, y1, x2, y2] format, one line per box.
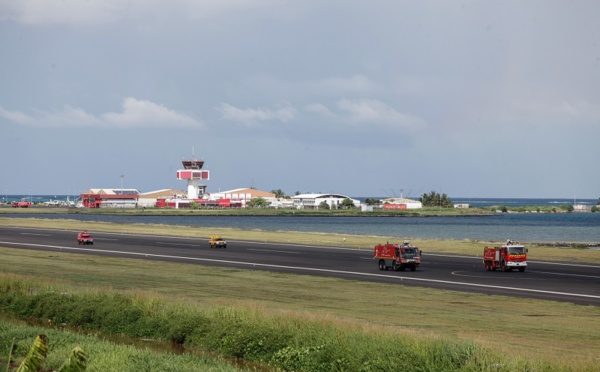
[156, 242, 200, 247]
[426, 253, 600, 269]
[4, 227, 600, 270]
[20, 233, 51, 236]
[247, 249, 300, 254]
[533, 271, 600, 279]
[2, 240, 599, 302]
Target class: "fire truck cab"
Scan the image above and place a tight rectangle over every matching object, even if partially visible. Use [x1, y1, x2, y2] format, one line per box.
[483, 240, 527, 272]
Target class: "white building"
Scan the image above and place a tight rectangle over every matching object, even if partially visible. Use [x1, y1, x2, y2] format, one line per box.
[381, 197, 422, 210]
[291, 193, 360, 209]
[138, 189, 186, 208]
[208, 188, 276, 207]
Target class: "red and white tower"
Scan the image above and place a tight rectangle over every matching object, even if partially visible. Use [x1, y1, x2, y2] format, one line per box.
[176, 158, 209, 199]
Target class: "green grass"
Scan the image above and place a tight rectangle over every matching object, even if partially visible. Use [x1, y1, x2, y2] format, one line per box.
[0, 319, 245, 371]
[0, 273, 569, 371]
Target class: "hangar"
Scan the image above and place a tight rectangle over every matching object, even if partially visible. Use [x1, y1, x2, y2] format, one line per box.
[291, 193, 360, 209]
[80, 188, 140, 208]
[381, 197, 422, 210]
[209, 188, 276, 208]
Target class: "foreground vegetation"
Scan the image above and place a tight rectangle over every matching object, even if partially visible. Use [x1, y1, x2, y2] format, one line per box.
[0, 318, 242, 371]
[1, 261, 597, 371]
[0, 218, 598, 370]
[0, 274, 504, 371]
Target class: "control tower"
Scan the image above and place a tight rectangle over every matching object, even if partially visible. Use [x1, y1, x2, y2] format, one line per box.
[176, 158, 209, 199]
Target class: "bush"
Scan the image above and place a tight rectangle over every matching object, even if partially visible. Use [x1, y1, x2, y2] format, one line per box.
[0, 279, 546, 372]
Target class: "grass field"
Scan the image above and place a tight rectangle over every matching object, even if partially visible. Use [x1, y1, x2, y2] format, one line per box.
[0, 217, 599, 370]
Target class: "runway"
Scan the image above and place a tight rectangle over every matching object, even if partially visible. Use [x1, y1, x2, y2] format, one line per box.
[1, 226, 598, 306]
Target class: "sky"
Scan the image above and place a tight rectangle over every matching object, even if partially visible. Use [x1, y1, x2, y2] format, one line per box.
[1, 1, 599, 199]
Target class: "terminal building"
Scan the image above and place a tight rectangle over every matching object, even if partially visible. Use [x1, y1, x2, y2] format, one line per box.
[291, 193, 360, 209]
[78, 156, 355, 210]
[381, 197, 422, 210]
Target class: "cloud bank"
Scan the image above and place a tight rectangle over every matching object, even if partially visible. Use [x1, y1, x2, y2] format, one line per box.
[0, 98, 203, 129]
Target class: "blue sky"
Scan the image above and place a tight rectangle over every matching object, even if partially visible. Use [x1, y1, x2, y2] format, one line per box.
[1, 1, 599, 199]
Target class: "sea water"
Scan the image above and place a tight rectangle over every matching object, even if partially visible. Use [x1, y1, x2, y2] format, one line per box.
[3, 211, 599, 243]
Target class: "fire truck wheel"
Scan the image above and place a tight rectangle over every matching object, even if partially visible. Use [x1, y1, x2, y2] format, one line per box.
[518, 267, 525, 272]
[410, 265, 416, 272]
[378, 260, 385, 271]
[391, 261, 398, 271]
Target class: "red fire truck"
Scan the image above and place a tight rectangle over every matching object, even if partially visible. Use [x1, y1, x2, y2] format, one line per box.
[11, 201, 31, 208]
[374, 241, 421, 271]
[483, 240, 527, 272]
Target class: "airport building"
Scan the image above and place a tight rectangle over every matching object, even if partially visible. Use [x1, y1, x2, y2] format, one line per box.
[381, 197, 422, 210]
[80, 188, 140, 208]
[291, 193, 360, 209]
[78, 157, 353, 209]
[209, 188, 276, 208]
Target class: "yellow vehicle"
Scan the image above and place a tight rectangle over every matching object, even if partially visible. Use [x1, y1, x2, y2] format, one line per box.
[209, 235, 227, 249]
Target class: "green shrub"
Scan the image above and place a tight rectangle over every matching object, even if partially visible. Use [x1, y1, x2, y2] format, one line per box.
[0, 278, 551, 372]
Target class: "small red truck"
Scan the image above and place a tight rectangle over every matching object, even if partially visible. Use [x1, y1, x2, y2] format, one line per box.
[11, 201, 31, 208]
[483, 240, 527, 272]
[77, 231, 94, 245]
[374, 240, 421, 271]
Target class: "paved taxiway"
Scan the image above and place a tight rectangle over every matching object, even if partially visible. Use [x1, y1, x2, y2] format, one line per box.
[1, 226, 598, 306]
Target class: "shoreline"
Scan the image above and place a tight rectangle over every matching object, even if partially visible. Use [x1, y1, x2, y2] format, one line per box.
[0, 204, 588, 217]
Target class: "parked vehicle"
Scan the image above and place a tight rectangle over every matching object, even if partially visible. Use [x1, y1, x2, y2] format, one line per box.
[374, 240, 421, 271]
[77, 231, 94, 245]
[483, 239, 527, 272]
[11, 201, 31, 208]
[209, 235, 227, 248]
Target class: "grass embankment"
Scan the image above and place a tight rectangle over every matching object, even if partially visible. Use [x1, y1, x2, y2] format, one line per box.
[1, 267, 595, 372]
[0, 274, 502, 372]
[0, 218, 599, 370]
[0, 318, 241, 371]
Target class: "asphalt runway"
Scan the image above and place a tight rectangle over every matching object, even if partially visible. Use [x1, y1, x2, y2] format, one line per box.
[1, 226, 599, 306]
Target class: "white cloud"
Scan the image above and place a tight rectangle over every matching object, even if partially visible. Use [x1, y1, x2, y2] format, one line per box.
[0, 98, 203, 128]
[101, 98, 201, 127]
[335, 99, 426, 131]
[0, 0, 296, 26]
[304, 103, 335, 118]
[560, 99, 600, 123]
[217, 102, 297, 125]
[0, 0, 125, 25]
[304, 75, 381, 96]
